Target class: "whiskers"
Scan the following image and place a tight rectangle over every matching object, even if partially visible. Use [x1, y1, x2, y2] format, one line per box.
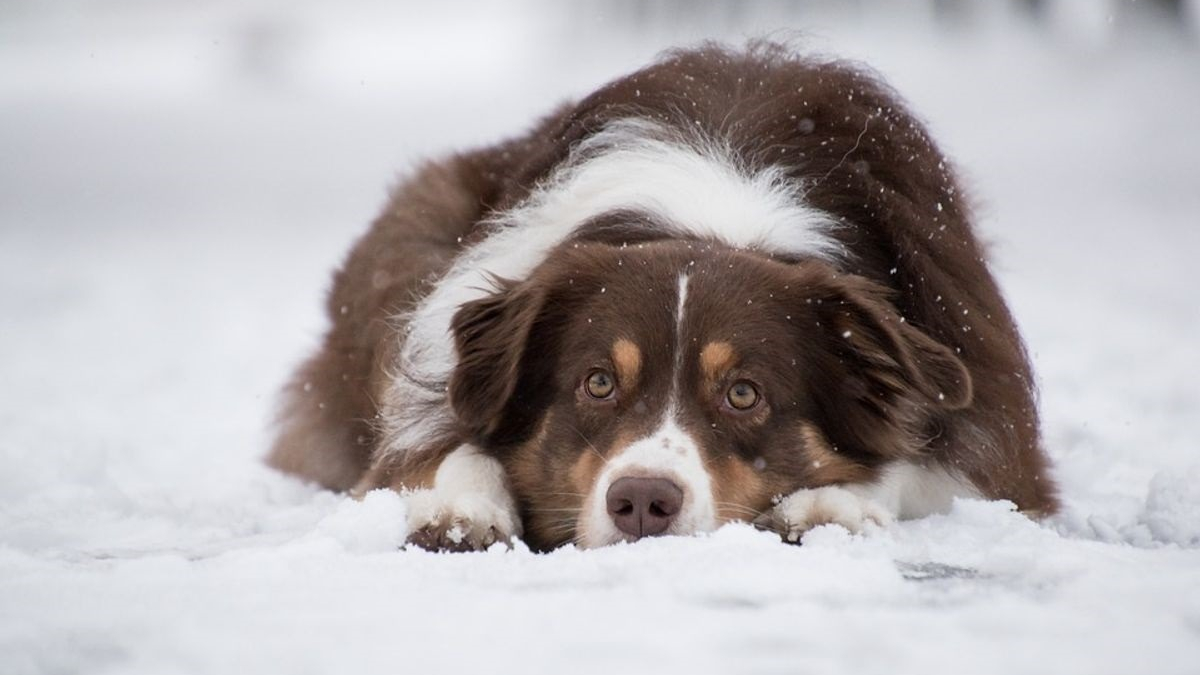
[524, 492, 586, 547]
[714, 500, 770, 525]
[530, 511, 583, 547]
[567, 423, 609, 468]
[569, 529, 596, 548]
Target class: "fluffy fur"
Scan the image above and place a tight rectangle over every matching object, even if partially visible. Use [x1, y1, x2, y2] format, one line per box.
[268, 42, 1058, 551]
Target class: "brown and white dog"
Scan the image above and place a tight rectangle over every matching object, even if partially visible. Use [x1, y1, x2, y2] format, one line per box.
[268, 42, 1058, 551]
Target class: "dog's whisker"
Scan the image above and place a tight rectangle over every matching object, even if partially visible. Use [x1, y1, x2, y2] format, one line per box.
[714, 501, 763, 514]
[566, 423, 608, 467]
[524, 491, 587, 499]
[714, 503, 767, 521]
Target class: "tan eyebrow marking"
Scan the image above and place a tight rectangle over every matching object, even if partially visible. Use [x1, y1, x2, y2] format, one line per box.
[699, 341, 736, 385]
[612, 338, 642, 389]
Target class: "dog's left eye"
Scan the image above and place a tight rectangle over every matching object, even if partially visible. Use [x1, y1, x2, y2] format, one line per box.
[726, 381, 760, 410]
[584, 370, 616, 399]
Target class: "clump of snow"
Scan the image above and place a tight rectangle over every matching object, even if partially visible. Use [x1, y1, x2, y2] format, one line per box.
[308, 489, 408, 553]
[2, 3, 1199, 675]
[1137, 470, 1200, 546]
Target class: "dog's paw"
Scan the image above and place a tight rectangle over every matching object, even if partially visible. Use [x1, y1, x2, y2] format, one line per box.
[403, 489, 521, 552]
[754, 486, 892, 543]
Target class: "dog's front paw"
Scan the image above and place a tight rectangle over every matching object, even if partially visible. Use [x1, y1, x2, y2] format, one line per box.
[754, 486, 892, 543]
[403, 490, 521, 552]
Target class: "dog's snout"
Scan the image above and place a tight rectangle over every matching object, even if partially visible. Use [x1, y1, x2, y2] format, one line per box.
[605, 476, 683, 539]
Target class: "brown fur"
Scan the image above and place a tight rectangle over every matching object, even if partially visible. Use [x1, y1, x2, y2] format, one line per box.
[268, 41, 1058, 550]
[797, 421, 874, 485]
[710, 454, 770, 524]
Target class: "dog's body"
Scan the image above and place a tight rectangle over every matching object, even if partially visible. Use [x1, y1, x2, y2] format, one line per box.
[268, 43, 1057, 551]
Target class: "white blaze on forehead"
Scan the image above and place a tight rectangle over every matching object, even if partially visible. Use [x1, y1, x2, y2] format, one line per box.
[674, 272, 690, 375]
[675, 272, 690, 329]
[381, 117, 842, 460]
[577, 415, 718, 549]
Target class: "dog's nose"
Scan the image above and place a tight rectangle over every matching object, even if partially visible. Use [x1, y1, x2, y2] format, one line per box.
[606, 476, 684, 539]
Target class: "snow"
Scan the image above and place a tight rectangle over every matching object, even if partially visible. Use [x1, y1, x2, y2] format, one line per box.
[2, 3, 1199, 674]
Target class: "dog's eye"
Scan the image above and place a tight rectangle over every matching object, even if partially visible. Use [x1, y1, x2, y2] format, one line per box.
[585, 370, 616, 399]
[726, 381, 759, 410]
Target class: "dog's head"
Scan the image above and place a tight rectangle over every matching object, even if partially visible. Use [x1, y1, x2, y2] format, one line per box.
[447, 239, 971, 549]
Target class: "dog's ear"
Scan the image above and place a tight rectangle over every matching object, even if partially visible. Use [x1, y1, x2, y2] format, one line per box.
[448, 279, 558, 446]
[793, 268, 972, 461]
[813, 273, 972, 410]
[793, 265, 972, 429]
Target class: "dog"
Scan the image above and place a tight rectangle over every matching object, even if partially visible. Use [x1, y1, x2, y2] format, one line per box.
[267, 42, 1058, 552]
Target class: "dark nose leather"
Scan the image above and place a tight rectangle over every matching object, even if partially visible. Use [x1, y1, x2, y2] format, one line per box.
[606, 476, 684, 539]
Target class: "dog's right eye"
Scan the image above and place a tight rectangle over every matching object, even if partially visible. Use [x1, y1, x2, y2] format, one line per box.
[726, 381, 760, 410]
[584, 370, 616, 399]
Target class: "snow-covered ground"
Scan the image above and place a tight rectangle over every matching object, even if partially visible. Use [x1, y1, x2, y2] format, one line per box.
[2, 3, 1199, 674]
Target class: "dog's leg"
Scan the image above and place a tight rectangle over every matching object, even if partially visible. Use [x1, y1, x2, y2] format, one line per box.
[754, 486, 892, 541]
[755, 461, 980, 542]
[361, 445, 522, 552]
